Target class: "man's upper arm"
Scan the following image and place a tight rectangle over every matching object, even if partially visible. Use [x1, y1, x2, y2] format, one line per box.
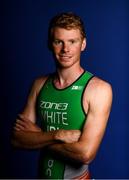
[20, 76, 48, 123]
[80, 78, 113, 161]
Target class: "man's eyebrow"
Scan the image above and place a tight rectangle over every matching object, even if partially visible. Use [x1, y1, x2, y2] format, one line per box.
[69, 38, 80, 40]
[54, 37, 80, 40]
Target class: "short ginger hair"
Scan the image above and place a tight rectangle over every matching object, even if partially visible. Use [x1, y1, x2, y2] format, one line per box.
[48, 12, 86, 49]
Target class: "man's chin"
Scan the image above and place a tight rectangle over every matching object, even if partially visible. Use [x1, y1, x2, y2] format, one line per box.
[56, 62, 73, 69]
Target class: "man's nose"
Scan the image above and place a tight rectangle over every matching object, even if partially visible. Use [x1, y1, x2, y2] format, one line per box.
[61, 43, 69, 53]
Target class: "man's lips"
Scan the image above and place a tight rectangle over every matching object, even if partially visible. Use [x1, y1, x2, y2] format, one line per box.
[59, 55, 72, 59]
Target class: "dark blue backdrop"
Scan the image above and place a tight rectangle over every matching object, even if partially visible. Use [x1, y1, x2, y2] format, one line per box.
[1, 0, 129, 178]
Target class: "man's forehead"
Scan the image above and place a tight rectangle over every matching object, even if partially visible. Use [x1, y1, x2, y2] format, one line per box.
[52, 28, 82, 37]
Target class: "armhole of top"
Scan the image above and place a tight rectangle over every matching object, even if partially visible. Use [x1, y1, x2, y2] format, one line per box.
[37, 75, 50, 95]
[37, 72, 56, 95]
[81, 75, 95, 116]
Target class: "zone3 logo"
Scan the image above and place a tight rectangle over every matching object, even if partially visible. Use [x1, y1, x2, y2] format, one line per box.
[40, 101, 68, 111]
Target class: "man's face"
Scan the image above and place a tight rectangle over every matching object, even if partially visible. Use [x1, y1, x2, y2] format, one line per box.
[51, 27, 86, 68]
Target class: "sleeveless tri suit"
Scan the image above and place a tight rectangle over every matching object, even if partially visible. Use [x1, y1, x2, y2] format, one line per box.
[37, 71, 94, 179]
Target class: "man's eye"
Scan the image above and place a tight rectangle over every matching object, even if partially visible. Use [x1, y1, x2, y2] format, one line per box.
[70, 40, 75, 44]
[53, 40, 62, 45]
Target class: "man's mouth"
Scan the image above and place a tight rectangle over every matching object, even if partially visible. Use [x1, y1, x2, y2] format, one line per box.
[59, 55, 72, 60]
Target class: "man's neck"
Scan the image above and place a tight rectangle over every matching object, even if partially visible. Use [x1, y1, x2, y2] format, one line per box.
[54, 66, 84, 89]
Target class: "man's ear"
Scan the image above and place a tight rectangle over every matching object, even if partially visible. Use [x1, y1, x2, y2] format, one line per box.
[81, 38, 86, 51]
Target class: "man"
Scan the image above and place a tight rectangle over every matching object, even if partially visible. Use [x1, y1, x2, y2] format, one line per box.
[12, 12, 112, 179]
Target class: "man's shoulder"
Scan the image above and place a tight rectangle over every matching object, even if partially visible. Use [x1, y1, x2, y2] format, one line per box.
[34, 72, 55, 84]
[89, 76, 112, 89]
[31, 75, 50, 95]
[85, 76, 112, 101]
[34, 75, 49, 85]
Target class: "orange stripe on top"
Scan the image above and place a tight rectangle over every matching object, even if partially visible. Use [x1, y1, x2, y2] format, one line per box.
[72, 170, 91, 179]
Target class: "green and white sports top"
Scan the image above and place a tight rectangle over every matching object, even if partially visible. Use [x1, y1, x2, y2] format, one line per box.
[37, 71, 94, 179]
